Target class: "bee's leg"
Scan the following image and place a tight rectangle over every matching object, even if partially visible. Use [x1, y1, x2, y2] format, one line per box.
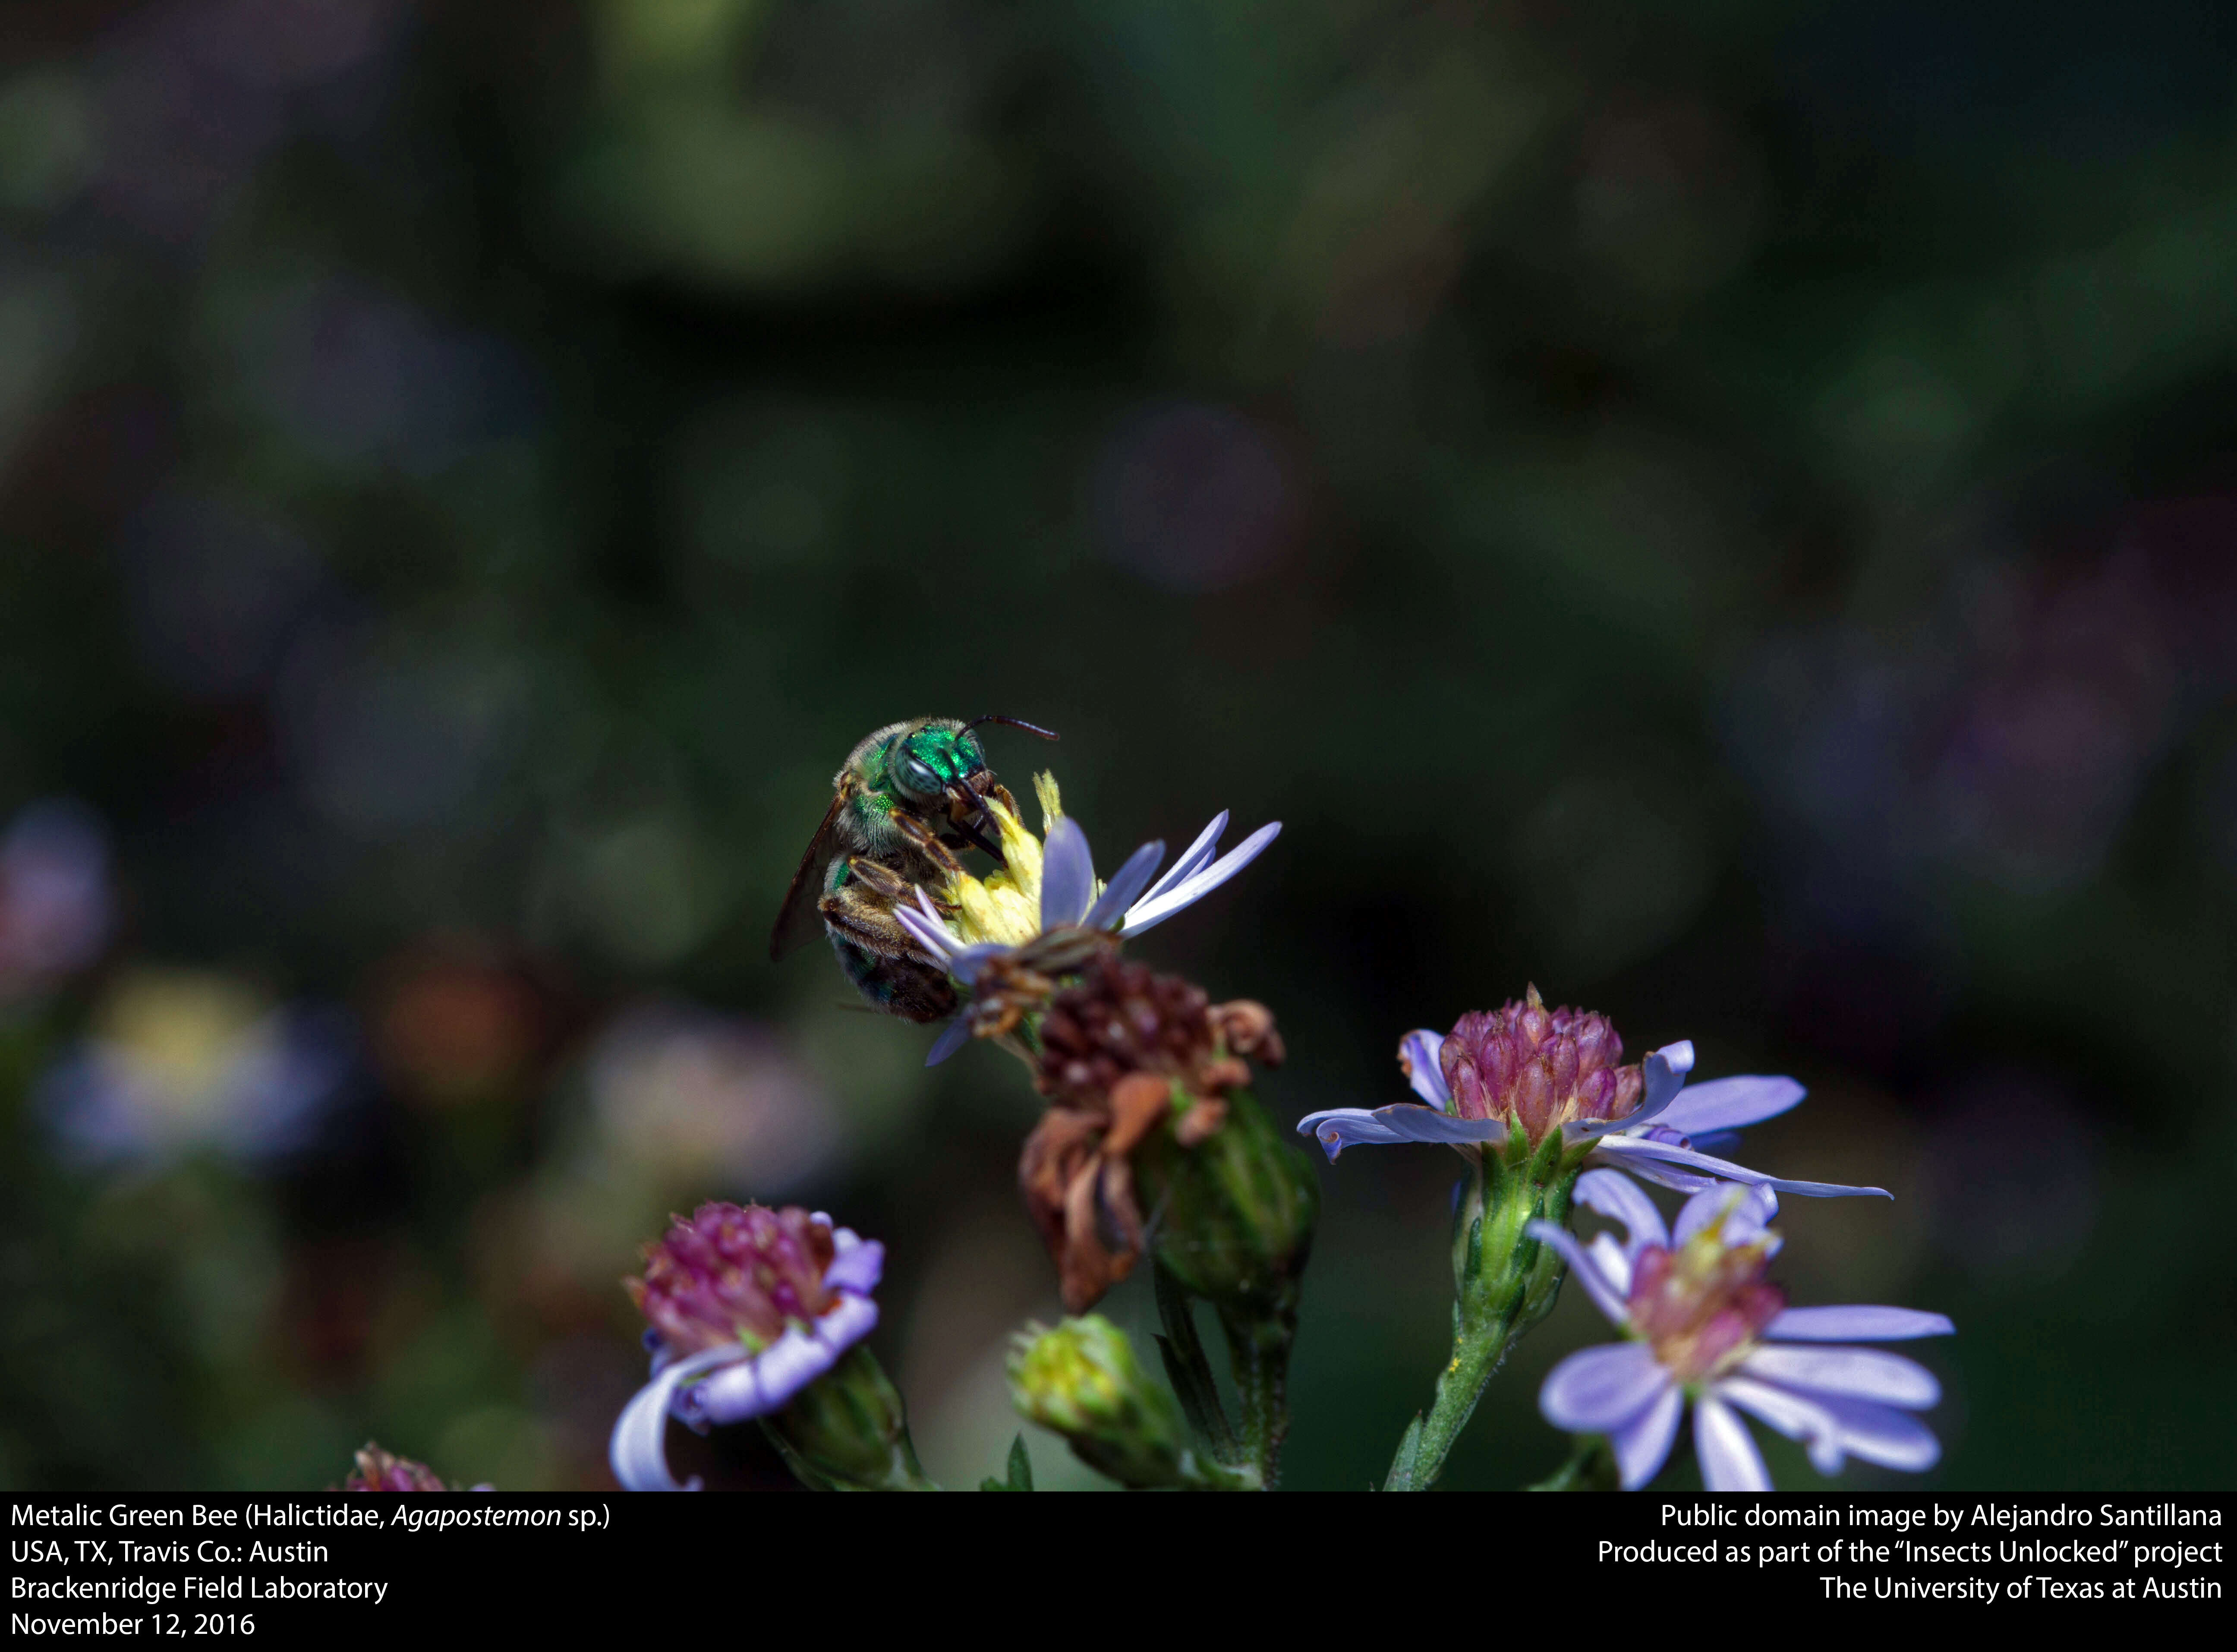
[822, 867, 938, 959]
[819, 879, 958, 1023]
[889, 810, 966, 878]
[835, 852, 957, 916]
[838, 855, 914, 902]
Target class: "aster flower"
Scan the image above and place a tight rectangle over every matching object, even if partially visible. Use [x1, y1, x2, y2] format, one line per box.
[609, 1202, 889, 1492]
[1532, 1172, 1953, 1490]
[341, 1443, 458, 1491]
[1296, 989, 1887, 1201]
[894, 774, 1281, 1065]
[38, 970, 356, 1168]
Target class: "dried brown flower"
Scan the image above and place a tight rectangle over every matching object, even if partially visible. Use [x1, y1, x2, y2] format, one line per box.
[1018, 959, 1283, 1310]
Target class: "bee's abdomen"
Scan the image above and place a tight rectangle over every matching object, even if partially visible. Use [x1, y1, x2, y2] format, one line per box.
[830, 934, 958, 1024]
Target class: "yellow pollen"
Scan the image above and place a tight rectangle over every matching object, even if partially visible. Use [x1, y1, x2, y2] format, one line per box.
[938, 773, 1093, 949]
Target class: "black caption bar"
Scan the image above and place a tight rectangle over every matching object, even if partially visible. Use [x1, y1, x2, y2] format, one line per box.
[3, 1492, 2228, 1630]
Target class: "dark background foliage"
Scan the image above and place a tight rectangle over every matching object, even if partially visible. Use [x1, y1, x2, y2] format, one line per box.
[3, 0, 2233, 1491]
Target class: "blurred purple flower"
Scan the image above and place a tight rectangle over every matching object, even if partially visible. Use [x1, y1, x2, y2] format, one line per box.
[586, 1002, 839, 1194]
[38, 969, 353, 1166]
[611, 1204, 884, 1493]
[1532, 1173, 1953, 1490]
[1733, 512, 2237, 919]
[1297, 996, 1887, 1201]
[0, 801, 111, 1002]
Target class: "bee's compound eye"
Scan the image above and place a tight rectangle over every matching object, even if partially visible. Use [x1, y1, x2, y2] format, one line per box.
[897, 755, 942, 798]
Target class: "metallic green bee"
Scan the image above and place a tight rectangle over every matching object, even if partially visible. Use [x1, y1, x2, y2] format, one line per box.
[771, 716, 1058, 1021]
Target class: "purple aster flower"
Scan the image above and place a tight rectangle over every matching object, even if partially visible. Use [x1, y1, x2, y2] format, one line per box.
[38, 971, 356, 1167]
[609, 1202, 885, 1492]
[0, 799, 112, 1003]
[897, 801, 1280, 1066]
[1295, 988, 1887, 1201]
[1532, 1172, 1953, 1490]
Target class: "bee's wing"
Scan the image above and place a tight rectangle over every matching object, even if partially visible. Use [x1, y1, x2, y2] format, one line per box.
[770, 794, 848, 961]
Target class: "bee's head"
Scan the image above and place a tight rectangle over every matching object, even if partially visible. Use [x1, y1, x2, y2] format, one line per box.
[888, 723, 988, 808]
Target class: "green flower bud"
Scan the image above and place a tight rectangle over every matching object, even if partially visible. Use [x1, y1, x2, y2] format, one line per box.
[1008, 1317, 1243, 1490]
[1136, 1086, 1319, 1319]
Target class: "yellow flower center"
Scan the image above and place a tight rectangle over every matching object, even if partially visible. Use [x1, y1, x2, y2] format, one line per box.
[938, 772, 1090, 948]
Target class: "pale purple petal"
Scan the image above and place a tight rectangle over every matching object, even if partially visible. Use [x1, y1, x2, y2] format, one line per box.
[896, 904, 958, 962]
[1039, 817, 1096, 927]
[811, 1293, 879, 1357]
[822, 1236, 885, 1296]
[1590, 1135, 1890, 1200]
[1573, 1166, 1670, 1252]
[1713, 1374, 1848, 1474]
[1654, 1075, 1805, 1135]
[1567, 1040, 1694, 1142]
[943, 943, 1011, 986]
[1295, 1102, 1502, 1160]
[1137, 812, 1227, 905]
[1585, 1232, 1635, 1299]
[1594, 1154, 1720, 1196]
[923, 1017, 975, 1068]
[1397, 1029, 1451, 1107]
[1522, 1219, 1630, 1325]
[1693, 1394, 1771, 1491]
[609, 1344, 746, 1492]
[1540, 1342, 1672, 1434]
[1719, 1376, 1942, 1475]
[1119, 822, 1281, 936]
[1082, 839, 1165, 930]
[1765, 1305, 1955, 1343]
[1673, 1181, 1777, 1248]
[691, 1304, 875, 1424]
[1739, 1345, 1940, 1409]
[1610, 1382, 1685, 1491]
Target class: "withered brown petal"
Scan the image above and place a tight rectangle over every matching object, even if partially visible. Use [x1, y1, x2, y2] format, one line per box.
[1103, 1071, 1172, 1157]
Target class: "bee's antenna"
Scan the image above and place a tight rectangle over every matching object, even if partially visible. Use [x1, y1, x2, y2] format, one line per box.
[967, 715, 1059, 741]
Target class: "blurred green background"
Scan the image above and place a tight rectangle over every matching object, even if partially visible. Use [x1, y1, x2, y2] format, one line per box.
[3, 0, 2234, 1492]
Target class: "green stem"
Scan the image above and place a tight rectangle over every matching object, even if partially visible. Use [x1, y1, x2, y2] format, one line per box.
[1217, 1292, 1298, 1491]
[1383, 1311, 1516, 1491]
[1383, 1137, 1582, 1491]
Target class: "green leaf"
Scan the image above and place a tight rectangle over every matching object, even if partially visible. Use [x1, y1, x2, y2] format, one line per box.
[1153, 1263, 1237, 1460]
[981, 1433, 1035, 1491]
